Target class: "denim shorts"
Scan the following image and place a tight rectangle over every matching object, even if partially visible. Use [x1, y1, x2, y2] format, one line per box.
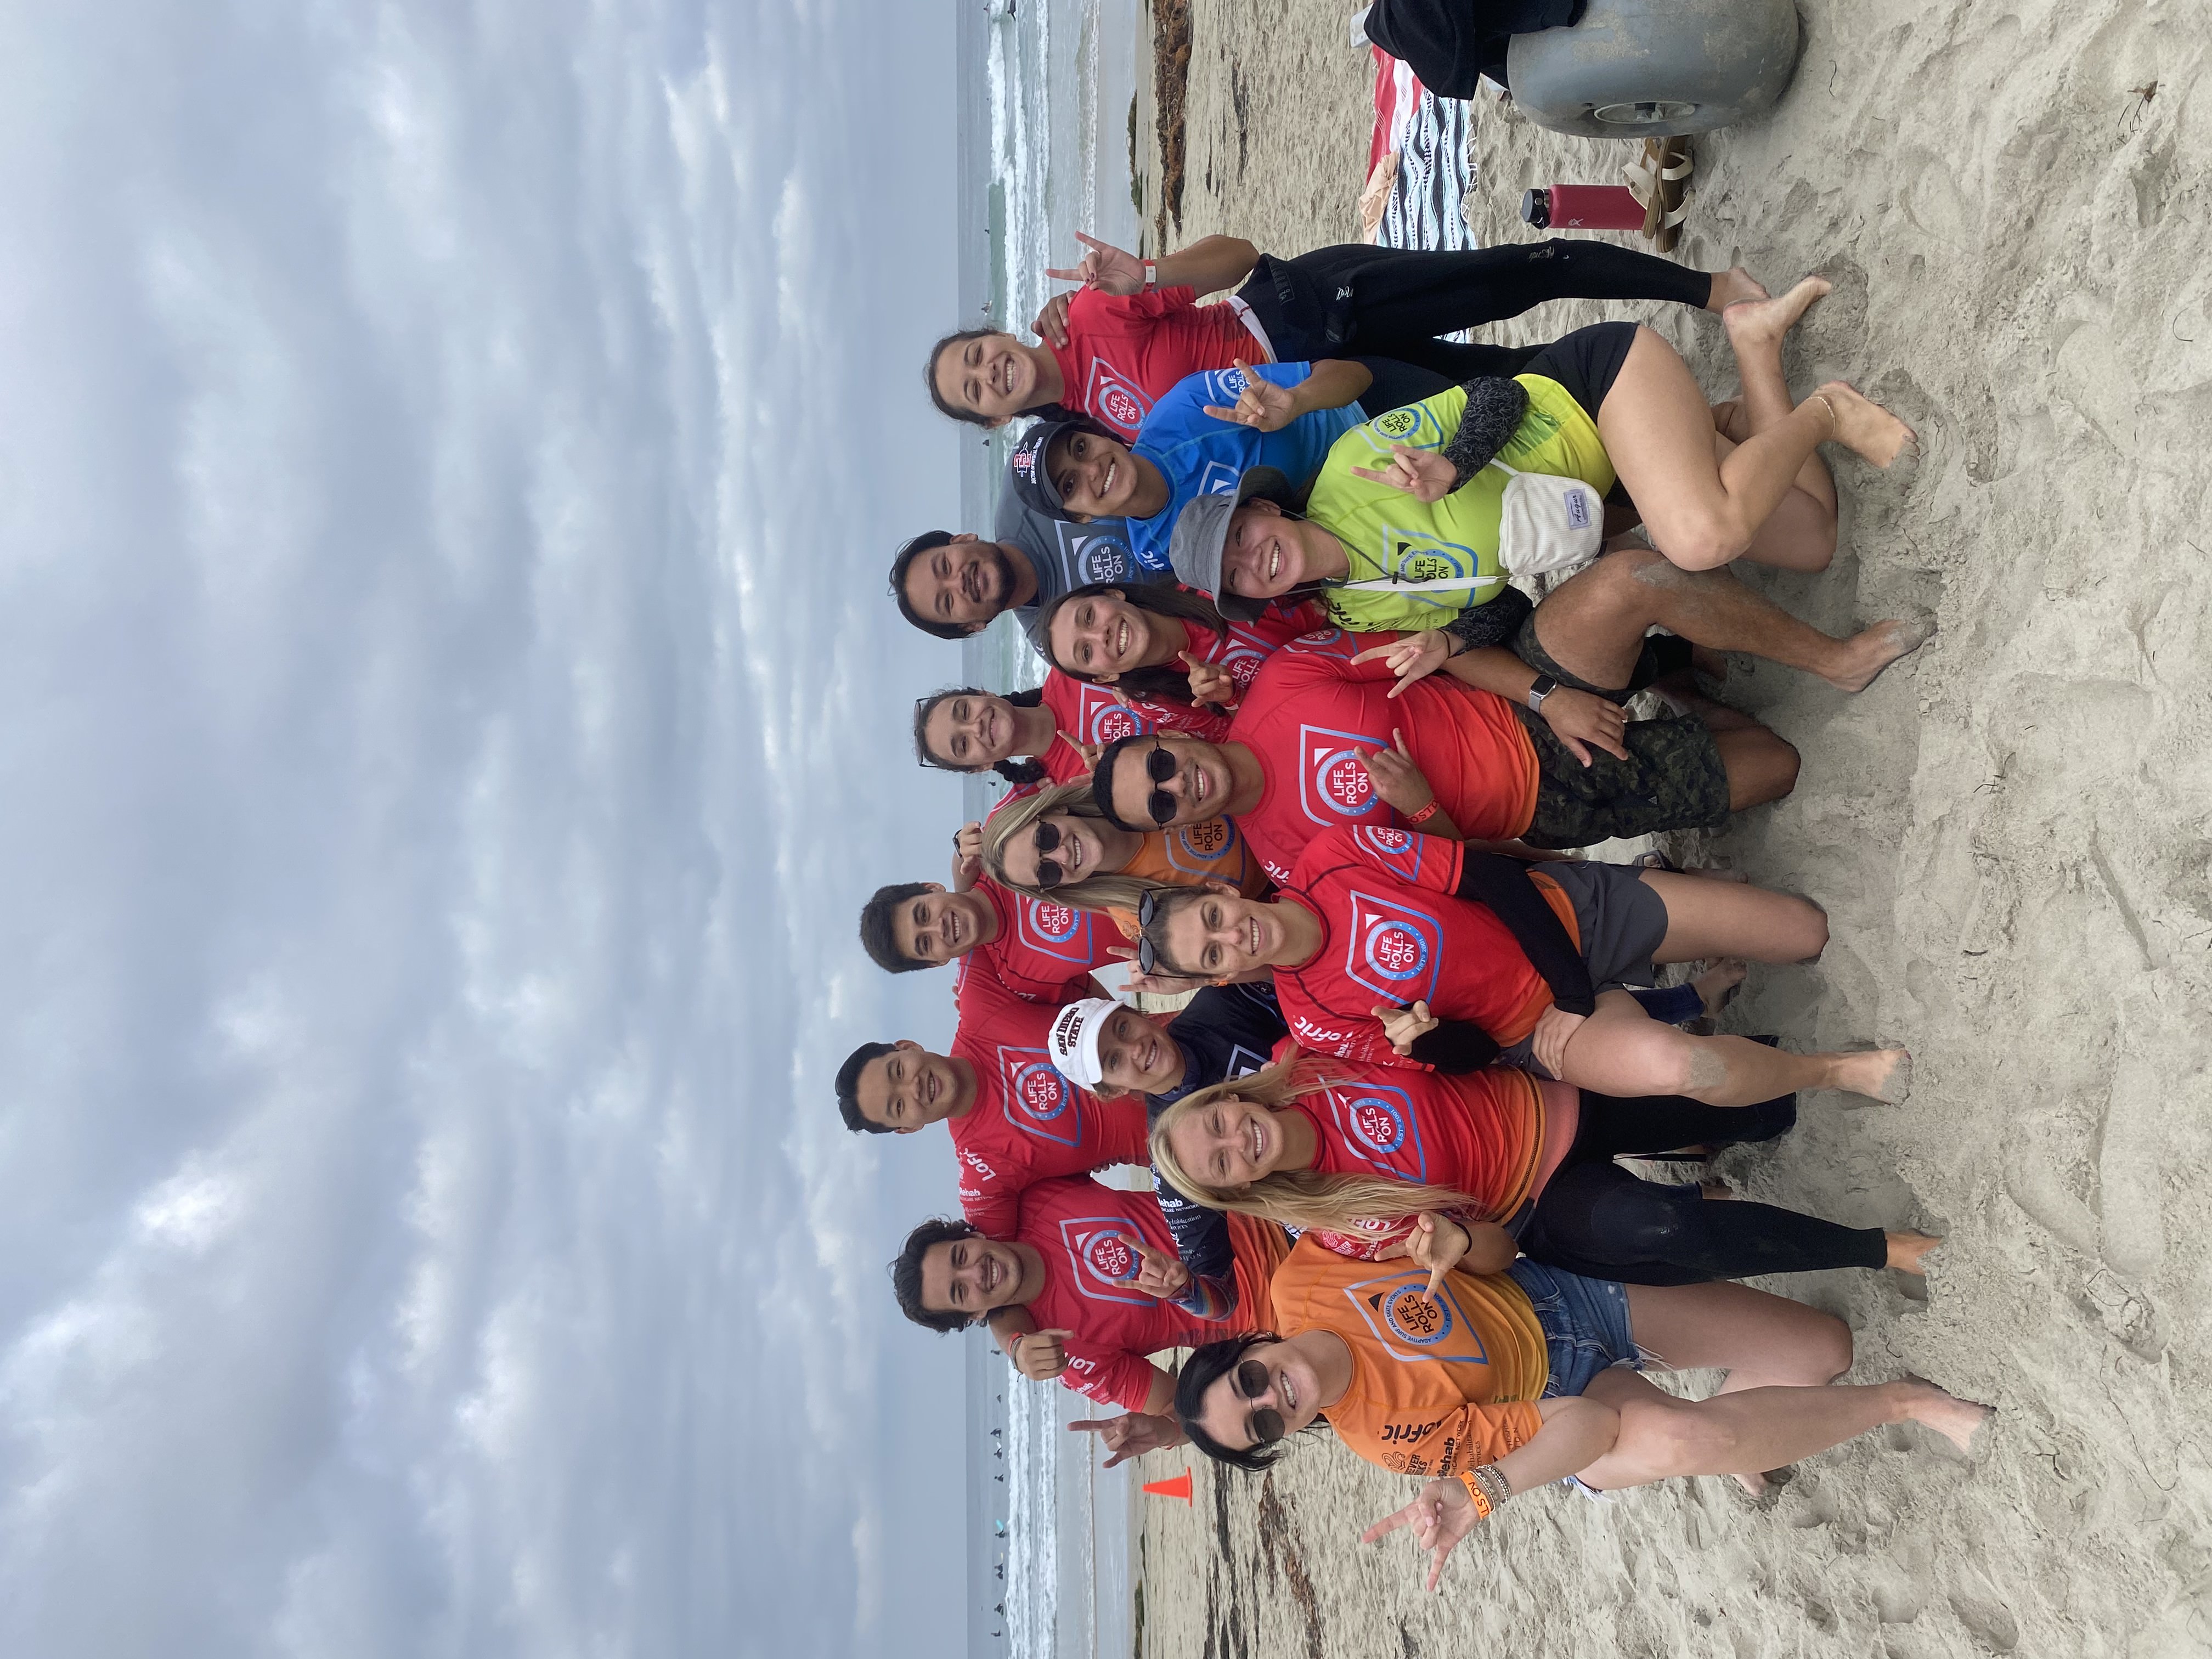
[1506, 1259, 1643, 1398]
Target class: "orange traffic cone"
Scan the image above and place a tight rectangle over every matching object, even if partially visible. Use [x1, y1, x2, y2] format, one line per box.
[1142, 1468, 1193, 1504]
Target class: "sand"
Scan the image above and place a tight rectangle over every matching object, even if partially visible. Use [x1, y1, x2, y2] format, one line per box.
[1125, 2, 2212, 1654]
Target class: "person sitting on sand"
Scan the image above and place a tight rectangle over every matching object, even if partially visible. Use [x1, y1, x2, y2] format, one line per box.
[1332, 288, 1912, 577]
[891, 1175, 1291, 1448]
[1150, 1049, 1943, 1288]
[1087, 637, 1796, 881]
[1178, 1236, 1988, 1590]
[1132, 825, 1914, 1110]
[836, 953, 1146, 1235]
[926, 229, 1767, 437]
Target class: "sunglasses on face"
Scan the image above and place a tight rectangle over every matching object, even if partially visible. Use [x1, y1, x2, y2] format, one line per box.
[1031, 820, 1067, 888]
[1234, 1358, 1286, 1446]
[1138, 741, 1180, 827]
[1136, 889, 1164, 977]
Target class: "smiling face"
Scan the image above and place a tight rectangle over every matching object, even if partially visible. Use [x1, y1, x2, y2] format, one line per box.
[1047, 428, 1144, 520]
[854, 1040, 968, 1132]
[923, 691, 1022, 769]
[918, 1235, 1031, 1322]
[901, 535, 1017, 633]
[1192, 1340, 1322, 1453]
[1091, 1004, 1185, 1096]
[932, 332, 1039, 425]
[890, 887, 994, 966]
[997, 810, 1113, 890]
[1047, 589, 1157, 679]
[1154, 890, 1290, 978]
[1164, 1093, 1287, 1187]
[1102, 733, 1234, 830]
[1221, 500, 1345, 600]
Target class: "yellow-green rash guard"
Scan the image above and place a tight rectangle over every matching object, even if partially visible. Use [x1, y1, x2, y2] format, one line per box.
[1301, 376, 1616, 634]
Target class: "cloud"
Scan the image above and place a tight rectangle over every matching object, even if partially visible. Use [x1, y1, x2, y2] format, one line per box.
[0, 1, 977, 1655]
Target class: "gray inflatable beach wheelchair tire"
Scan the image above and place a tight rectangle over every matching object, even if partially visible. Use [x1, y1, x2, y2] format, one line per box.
[1506, 0, 1802, 138]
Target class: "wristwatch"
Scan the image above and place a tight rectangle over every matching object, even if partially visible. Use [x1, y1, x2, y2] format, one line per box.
[1525, 674, 1559, 713]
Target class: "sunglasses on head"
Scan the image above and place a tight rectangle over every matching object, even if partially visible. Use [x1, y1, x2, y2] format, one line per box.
[1233, 1357, 1286, 1447]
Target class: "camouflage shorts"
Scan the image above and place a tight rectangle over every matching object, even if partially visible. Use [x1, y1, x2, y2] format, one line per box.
[1517, 704, 1730, 850]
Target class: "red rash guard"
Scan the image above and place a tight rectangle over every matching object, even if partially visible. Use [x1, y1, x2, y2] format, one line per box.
[1271, 826, 1573, 1064]
[1036, 669, 1228, 786]
[1221, 646, 1540, 884]
[1046, 287, 1270, 440]
[949, 964, 1150, 1237]
[966, 874, 1120, 1003]
[1013, 1177, 1279, 1410]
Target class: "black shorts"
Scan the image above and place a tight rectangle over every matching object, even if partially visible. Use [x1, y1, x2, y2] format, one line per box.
[1517, 704, 1730, 850]
[1517, 321, 1639, 423]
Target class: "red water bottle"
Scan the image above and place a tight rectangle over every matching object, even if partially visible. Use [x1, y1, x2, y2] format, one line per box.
[1522, 185, 1649, 232]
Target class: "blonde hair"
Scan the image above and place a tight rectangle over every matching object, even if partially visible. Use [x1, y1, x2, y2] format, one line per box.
[980, 781, 1178, 915]
[1149, 1052, 1495, 1234]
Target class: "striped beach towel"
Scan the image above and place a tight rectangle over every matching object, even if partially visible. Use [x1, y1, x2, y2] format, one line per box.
[1366, 46, 1476, 252]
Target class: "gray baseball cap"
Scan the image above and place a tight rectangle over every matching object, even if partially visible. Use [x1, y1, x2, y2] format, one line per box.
[1167, 465, 1302, 622]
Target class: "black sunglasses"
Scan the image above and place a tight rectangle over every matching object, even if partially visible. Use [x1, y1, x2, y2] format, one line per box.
[1137, 740, 1180, 826]
[1234, 1358, 1286, 1446]
[1031, 820, 1066, 888]
[1136, 890, 1164, 976]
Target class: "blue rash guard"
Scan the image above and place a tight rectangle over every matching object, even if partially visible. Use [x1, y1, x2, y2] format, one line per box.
[1123, 362, 1364, 569]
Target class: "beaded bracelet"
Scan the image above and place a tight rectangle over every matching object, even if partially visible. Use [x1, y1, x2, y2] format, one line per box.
[1457, 1463, 1511, 1518]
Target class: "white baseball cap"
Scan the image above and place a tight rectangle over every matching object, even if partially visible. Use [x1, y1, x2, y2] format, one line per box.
[1047, 998, 1118, 1090]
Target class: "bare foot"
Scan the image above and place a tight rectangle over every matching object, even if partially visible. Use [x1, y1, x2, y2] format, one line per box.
[1885, 1232, 1943, 1274]
[1821, 612, 1937, 692]
[1699, 1181, 1737, 1201]
[1705, 265, 1771, 313]
[1834, 1047, 1913, 1104]
[1721, 275, 1831, 351]
[1899, 1379, 1992, 1456]
[1812, 380, 1917, 469]
[1692, 958, 1748, 1014]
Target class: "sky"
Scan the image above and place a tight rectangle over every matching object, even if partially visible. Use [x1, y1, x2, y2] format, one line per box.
[0, 2, 978, 1655]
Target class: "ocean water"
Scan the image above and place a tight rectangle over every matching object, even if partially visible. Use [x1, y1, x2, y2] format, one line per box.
[952, 8, 1147, 1659]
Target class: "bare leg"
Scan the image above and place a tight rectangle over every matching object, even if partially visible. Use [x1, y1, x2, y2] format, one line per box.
[1887, 1232, 1942, 1274]
[1637, 868, 1830, 963]
[1529, 545, 1933, 693]
[1573, 1368, 1989, 1488]
[1599, 300, 1914, 571]
[1558, 991, 1912, 1107]
[1623, 1278, 1850, 1385]
[1721, 290, 1839, 515]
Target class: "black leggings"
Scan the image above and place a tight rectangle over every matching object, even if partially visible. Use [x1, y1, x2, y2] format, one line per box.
[1245, 240, 1710, 380]
[1517, 1090, 1889, 1286]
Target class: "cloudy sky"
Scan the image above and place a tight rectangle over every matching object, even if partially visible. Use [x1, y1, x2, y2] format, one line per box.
[0, 2, 978, 1654]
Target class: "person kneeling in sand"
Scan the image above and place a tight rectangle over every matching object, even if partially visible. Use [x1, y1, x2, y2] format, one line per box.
[891, 1176, 1292, 1467]
[1178, 1235, 1989, 1592]
[1133, 825, 1911, 1109]
[1150, 1050, 1943, 1288]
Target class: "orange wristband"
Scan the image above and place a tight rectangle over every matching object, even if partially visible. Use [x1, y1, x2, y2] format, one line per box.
[1455, 1470, 1494, 1519]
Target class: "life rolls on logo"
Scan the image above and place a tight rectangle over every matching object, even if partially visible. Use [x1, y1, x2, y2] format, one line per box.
[997, 1046, 1081, 1147]
[1074, 683, 1149, 746]
[1342, 891, 1443, 1004]
[1357, 400, 1444, 454]
[1057, 1216, 1157, 1305]
[1344, 1267, 1491, 1364]
[1296, 724, 1386, 826]
[1016, 895, 1095, 966]
[1084, 360, 1154, 438]
[1324, 1079, 1426, 1178]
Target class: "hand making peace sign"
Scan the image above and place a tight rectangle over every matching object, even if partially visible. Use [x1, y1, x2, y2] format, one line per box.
[1201, 359, 1297, 432]
[1045, 230, 1147, 297]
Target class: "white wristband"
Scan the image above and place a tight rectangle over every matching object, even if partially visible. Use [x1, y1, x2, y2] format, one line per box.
[1142, 259, 1158, 294]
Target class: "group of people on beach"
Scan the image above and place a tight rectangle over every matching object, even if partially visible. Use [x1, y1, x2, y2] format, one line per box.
[847, 226, 1987, 1589]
